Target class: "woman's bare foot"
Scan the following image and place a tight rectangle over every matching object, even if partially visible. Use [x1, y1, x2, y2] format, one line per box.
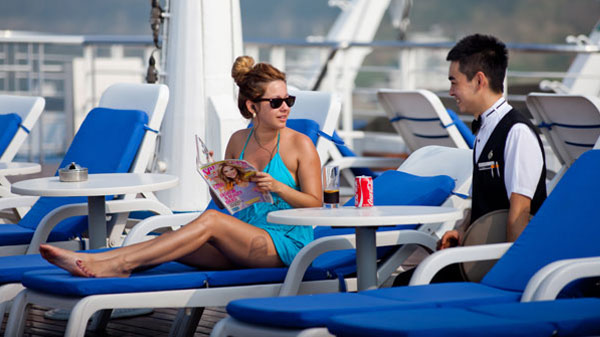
[39, 244, 131, 278]
[75, 257, 131, 278]
[39, 244, 90, 277]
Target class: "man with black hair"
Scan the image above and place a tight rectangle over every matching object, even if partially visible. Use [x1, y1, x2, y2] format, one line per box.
[439, 34, 547, 249]
[394, 34, 547, 285]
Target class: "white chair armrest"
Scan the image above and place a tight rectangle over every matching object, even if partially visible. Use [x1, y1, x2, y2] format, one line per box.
[26, 198, 176, 254]
[523, 256, 600, 301]
[409, 242, 512, 285]
[328, 156, 405, 171]
[279, 229, 437, 296]
[123, 212, 202, 246]
[0, 196, 39, 212]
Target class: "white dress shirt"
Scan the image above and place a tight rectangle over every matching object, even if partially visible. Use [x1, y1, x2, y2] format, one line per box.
[475, 97, 544, 200]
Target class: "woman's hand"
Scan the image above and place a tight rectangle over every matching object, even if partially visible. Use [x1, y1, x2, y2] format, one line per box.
[252, 172, 283, 194]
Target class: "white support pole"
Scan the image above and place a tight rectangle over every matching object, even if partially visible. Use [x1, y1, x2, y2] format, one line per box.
[156, 0, 243, 211]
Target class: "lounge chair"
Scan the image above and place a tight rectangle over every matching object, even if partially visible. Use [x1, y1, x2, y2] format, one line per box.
[288, 89, 342, 167]
[526, 92, 600, 192]
[0, 83, 171, 257]
[327, 256, 600, 336]
[0, 83, 171, 320]
[378, 89, 474, 152]
[287, 89, 399, 195]
[210, 149, 600, 337]
[5, 145, 472, 336]
[327, 297, 600, 337]
[328, 88, 474, 195]
[0, 94, 44, 198]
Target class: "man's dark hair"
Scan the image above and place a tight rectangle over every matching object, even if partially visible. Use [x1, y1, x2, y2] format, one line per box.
[446, 34, 508, 93]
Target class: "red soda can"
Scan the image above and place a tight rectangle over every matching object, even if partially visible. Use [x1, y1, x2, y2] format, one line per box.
[354, 176, 374, 207]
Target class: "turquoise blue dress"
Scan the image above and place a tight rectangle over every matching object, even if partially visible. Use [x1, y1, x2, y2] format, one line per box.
[234, 129, 314, 266]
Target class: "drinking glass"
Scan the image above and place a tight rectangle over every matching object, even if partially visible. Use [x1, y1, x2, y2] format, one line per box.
[322, 165, 340, 208]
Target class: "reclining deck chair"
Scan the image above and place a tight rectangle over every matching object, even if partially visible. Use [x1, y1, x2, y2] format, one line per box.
[5, 146, 471, 336]
[0, 94, 44, 198]
[288, 89, 342, 167]
[327, 256, 600, 337]
[526, 92, 600, 192]
[0, 83, 170, 257]
[0, 83, 170, 319]
[326, 296, 600, 337]
[210, 149, 600, 337]
[378, 89, 474, 152]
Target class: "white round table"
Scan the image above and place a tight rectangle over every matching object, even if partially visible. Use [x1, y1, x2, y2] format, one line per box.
[12, 173, 179, 249]
[268, 205, 462, 291]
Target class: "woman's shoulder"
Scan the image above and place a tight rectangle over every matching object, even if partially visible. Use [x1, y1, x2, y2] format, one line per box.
[284, 127, 313, 144]
[226, 129, 251, 153]
[282, 127, 316, 152]
[230, 128, 251, 142]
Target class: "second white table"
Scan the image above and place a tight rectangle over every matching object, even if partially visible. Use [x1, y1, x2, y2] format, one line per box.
[268, 205, 462, 291]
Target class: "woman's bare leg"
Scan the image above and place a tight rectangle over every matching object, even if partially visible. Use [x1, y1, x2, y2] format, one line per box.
[41, 210, 283, 277]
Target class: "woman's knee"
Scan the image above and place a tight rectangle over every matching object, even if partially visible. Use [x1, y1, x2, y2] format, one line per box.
[190, 209, 223, 232]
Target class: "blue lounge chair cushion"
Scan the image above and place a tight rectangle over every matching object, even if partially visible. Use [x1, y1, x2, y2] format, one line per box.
[249, 119, 320, 145]
[226, 282, 521, 329]
[472, 298, 600, 337]
[0, 248, 113, 283]
[327, 298, 600, 337]
[22, 264, 206, 296]
[0, 254, 54, 283]
[312, 170, 455, 270]
[0, 113, 22, 155]
[326, 307, 554, 337]
[21, 263, 334, 297]
[315, 170, 455, 239]
[227, 292, 435, 329]
[363, 283, 521, 306]
[447, 109, 475, 149]
[342, 170, 454, 214]
[0, 107, 149, 246]
[482, 150, 600, 292]
[285, 119, 320, 145]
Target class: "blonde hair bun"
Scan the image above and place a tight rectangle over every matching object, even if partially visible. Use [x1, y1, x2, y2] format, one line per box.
[231, 56, 255, 85]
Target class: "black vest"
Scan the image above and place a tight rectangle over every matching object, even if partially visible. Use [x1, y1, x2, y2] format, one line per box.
[471, 109, 547, 224]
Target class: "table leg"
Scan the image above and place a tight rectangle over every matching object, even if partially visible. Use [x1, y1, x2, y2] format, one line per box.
[88, 196, 107, 249]
[355, 226, 377, 291]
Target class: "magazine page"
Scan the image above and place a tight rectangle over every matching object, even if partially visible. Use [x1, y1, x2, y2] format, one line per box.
[197, 159, 274, 214]
[195, 134, 273, 214]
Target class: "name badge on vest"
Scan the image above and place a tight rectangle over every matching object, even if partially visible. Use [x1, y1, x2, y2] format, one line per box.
[478, 161, 500, 178]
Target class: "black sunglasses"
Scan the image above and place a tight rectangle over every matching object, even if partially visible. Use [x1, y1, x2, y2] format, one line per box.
[253, 95, 296, 109]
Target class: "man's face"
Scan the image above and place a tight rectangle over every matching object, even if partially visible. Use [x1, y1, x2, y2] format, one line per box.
[448, 61, 479, 116]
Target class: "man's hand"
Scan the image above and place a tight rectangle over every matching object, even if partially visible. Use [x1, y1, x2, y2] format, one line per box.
[438, 230, 460, 250]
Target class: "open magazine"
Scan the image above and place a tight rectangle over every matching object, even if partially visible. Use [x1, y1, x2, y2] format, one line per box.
[195, 135, 273, 214]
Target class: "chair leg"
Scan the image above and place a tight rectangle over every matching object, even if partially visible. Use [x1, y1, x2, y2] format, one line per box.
[169, 307, 205, 337]
[5, 290, 29, 336]
[88, 309, 112, 331]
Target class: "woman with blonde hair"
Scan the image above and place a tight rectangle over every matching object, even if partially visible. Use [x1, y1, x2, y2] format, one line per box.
[218, 163, 251, 191]
[39, 56, 322, 277]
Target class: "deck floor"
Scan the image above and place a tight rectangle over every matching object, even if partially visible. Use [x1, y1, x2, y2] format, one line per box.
[1, 305, 227, 336]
